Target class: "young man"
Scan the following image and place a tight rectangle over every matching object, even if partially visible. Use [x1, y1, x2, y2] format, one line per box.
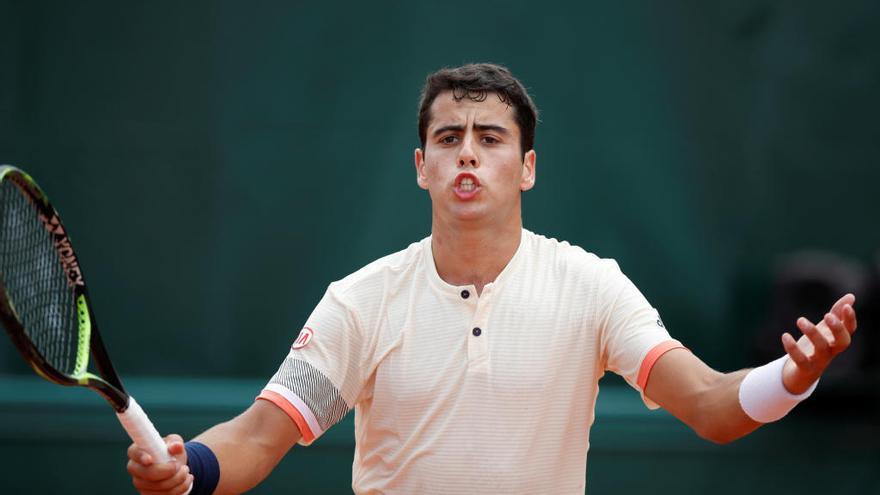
[126, 64, 859, 495]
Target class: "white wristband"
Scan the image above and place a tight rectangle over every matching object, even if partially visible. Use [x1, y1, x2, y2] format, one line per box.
[738, 355, 819, 423]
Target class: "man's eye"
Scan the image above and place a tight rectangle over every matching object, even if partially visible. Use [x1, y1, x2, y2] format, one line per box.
[482, 136, 499, 144]
[441, 136, 458, 144]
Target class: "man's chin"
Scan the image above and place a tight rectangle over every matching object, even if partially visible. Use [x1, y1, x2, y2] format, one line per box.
[454, 202, 489, 217]
[449, 209, 497, 229]
[433, 204, 488, 226]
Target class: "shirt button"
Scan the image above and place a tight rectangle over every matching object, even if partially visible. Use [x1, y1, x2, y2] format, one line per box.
[472, 327, 482, 337]
[460, 290, 470, 299]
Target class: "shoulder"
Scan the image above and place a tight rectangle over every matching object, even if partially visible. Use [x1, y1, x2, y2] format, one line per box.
[327, 236, 430, 301]
[522, 229, 620, 278]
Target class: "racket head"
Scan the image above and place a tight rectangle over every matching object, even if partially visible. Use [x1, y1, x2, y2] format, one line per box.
[0, 165, 128, 411]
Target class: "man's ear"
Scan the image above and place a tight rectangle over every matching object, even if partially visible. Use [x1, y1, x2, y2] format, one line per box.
[520, 150, 536, 191]
[415, 148, 429, 190]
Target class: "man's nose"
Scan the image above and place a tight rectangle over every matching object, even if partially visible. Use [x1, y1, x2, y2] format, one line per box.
[457, 135, 479, 168]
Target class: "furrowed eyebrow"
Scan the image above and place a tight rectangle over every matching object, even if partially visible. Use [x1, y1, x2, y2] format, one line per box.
[432, 124, 465, 137]
[431, 123, 510, 137]
[474, 124, 509, 134]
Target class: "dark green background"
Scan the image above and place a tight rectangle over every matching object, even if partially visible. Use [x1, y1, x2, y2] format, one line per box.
[1, 1, 878, 493]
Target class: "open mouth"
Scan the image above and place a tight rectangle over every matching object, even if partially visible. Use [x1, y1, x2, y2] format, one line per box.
[454, 173, 481, 199]
[459, 176, 477, 191]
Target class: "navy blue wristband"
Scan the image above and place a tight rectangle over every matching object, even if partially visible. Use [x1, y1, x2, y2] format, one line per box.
[184, 441, 220, 495]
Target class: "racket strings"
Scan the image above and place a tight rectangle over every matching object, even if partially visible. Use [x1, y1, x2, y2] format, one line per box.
[0, 180, 79, 375]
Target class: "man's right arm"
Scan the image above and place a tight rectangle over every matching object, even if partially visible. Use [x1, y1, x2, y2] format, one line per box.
[126, 399, 302, 495]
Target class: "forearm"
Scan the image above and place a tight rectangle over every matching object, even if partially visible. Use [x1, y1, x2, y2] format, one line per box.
[191, 401, 301, 495]
[645, 349, 760, 444]
[688, 369, 761, 444]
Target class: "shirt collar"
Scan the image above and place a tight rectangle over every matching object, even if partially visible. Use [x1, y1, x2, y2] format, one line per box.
[423, 228, 530, 299]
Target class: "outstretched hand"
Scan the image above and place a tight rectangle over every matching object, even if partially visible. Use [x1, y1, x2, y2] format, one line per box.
[126, 434, 193, 495]
[781, 293, 858, 394]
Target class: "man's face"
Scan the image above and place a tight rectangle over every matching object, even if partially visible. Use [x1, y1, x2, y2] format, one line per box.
[414, 91, 536, 228]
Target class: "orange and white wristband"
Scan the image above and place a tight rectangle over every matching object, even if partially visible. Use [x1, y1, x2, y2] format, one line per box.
[738, 355, 819, 423]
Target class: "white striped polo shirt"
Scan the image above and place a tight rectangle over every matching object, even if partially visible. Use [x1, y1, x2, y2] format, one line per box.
[259, 229, 681, 494]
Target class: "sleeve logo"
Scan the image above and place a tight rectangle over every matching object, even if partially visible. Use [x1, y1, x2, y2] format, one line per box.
[292, 327, 314, 349]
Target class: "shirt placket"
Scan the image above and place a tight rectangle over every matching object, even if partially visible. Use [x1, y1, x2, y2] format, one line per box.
[467, 285, 493, 373]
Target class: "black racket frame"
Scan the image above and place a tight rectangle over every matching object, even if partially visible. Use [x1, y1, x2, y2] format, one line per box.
[0, 166, 130, 412]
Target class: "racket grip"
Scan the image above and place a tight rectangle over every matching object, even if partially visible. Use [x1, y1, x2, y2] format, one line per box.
[116, 396, 172, 463]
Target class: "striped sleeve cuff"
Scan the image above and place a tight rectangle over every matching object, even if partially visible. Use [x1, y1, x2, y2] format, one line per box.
[257, 384, 321, 445]
[264, 357, 351, 435]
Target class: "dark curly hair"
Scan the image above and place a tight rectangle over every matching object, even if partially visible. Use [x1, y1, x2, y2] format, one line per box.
[418, 63, 538, 156]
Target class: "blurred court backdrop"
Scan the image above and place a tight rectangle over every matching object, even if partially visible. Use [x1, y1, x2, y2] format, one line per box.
[1, 1, 879, 493]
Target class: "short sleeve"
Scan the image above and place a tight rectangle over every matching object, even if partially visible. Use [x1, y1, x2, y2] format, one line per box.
[258, 284, 366, 445]
[598, 260, 683, 409]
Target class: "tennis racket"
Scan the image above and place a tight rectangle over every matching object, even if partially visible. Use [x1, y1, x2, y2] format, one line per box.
[0, 164, 172, 464]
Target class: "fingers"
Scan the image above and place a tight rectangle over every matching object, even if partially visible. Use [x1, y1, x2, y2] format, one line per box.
[128, 443, 160, 467]
[127, 456, 178, 481]
[830, 293, 856, 317]
[167, 436, 185, 456]
[842, 304, 858, 334]
[797, 317, 831, 358]
[164, 434, 187, 464]
[127, 434, 185, 466]
[127, 434, 191, 494]
[823, 312, 851, 352]
[133, 465, 192, 495]
[782, 332, 809, 366]
[781, 295, 858, 393]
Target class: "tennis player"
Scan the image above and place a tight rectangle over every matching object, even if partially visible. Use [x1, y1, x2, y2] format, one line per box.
[125, 63, 859, 495]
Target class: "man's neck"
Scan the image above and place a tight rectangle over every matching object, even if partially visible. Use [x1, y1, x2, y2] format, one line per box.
[430, 219, 522, 295]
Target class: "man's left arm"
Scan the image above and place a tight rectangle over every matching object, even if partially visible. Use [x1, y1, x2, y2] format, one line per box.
[644, 293, 858, 444]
